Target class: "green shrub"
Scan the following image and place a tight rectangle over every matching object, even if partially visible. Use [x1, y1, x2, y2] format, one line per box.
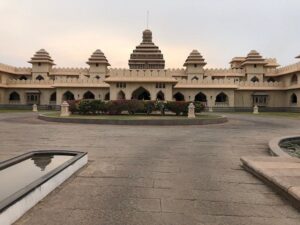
[165, 101, 189, 115]
[194, 101, 205, 113]
[144, 101, 156, 114]
[127, 100, 145, 114]
[90, 100, 106, 114]
[67, 100, 80, 113]
[105, 100, 128, 115]
[78, 100, 92, 114]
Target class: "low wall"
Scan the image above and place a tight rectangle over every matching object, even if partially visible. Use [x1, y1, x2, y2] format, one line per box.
[0, 104, 60, 110]
[38, 114, 228, 126]
[206, 107, 300, 112]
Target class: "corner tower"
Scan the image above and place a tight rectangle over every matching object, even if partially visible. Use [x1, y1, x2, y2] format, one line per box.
[128, 29, 165, 69]
[87, 49, 110, 79]
[184, 50, 206, 80]
[28, 49, 55, 80]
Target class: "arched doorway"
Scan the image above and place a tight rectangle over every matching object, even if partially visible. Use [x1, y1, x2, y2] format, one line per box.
[194, 92, 207, 103]
[291, 93, 297, 105]
[215, 92, 228, 105]
[156, 91, 165, 101]
[83, 91, 95, 100]
[131, 87, 151, 100]
[50, 92, 56, 104]
[173, 92, 185, 101]
[104, 93, 110, 100]
[117, 91, 126, 100]
[62, 91, 75, 101]
[9, 92, 20, 103]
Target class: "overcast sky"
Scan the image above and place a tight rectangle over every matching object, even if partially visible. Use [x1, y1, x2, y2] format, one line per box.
[0, 0, 299, 68]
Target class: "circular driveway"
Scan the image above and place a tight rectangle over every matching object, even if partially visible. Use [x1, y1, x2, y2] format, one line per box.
[0, 112, 299, 225]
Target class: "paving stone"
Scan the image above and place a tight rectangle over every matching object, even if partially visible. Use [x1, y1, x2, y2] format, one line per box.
[0, 112, 298, 225]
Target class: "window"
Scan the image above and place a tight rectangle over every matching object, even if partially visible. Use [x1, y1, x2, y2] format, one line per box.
[96, 63, 99, 67]
[251, 76, 259, 82]
[36, 75, 44, 81]
[95, 75, 100, 79]
[291, 74, 298, 84]
[116, 82, 126, 88]
[155, 83, 166, 89]
[194, 64, 197, 68]
[38, 62, 41, 66]
[254, 64, 257, 68]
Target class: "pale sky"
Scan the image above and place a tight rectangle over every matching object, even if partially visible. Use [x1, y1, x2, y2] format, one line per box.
[0, 0, 299, 69]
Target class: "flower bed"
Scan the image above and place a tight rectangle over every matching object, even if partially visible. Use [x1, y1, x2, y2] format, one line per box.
[67, 100, 205, 116]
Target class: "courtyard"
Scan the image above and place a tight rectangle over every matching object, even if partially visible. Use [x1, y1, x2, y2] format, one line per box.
[0, 112, 299, 224]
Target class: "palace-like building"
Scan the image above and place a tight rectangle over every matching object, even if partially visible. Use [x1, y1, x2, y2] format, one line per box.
[0, 29, 300, 110]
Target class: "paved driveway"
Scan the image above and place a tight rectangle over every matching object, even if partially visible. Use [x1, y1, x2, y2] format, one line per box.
[0, 112, 299, 225]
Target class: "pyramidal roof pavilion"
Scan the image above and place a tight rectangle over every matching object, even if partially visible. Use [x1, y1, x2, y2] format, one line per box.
[128, 29, 165, 70]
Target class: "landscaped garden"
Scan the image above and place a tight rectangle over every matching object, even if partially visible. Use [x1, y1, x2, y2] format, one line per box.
[67, 99, 205, 116]
[39, 100, 227, 125]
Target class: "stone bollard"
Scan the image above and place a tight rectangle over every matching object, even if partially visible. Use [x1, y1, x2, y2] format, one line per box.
[188, 103, 196, 118]
[32, 104, 38, 112]
[253, 105, 259, 114]
[60, 101, 70, 117]
[208, 106, 213, 112]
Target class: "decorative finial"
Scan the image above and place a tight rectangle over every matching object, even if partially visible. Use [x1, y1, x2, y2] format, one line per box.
[146, 10, 149, 29]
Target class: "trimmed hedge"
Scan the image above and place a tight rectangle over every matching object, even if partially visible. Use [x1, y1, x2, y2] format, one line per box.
[67, 100, 205, 115]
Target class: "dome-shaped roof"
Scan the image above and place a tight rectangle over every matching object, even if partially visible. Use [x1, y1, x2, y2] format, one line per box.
[28, 49, 55, 65]
[128, 29, 165, 69]
[87, 49, 110, 66]
[241, 50, 267, 66]
[183, 50, 206, 67]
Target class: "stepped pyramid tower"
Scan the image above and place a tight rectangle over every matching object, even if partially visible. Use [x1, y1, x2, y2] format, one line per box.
[128, 29, 165, 69]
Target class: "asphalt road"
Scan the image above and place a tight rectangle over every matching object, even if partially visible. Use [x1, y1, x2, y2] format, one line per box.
[0, 112, 299, 225]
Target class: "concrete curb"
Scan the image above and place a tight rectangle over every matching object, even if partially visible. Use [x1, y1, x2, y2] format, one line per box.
[268, 136, 300, 157]
[38, 114, 228, 126]
[241, 156, 300, 211]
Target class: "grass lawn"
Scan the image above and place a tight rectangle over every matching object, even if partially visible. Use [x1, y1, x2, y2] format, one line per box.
[231, 112, 300, 119]
[44, 112, 220, 120]
[0, 109, 31, 113]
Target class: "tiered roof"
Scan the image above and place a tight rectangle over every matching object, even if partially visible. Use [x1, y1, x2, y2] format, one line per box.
[241, 50, 267, 66]
[128, 29, 165, 69]
[183, 50, 206, 67]
[28, 49, 55, 65]
[264, 58, 280, 68]
[87, 49, 110, 66]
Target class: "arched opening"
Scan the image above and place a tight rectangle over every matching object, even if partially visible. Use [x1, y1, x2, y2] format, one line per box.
[191, 76, 199, 81]
[291, 74, 298, 84]
[251, 76, 259, 82]
[117, 90, 126, 100]
[62, 91, 75, 101]
[9, 91, 20, 102]
[173, 92, 185, 101]
[95, 75, 100, 80]
[36, 75, 44, 81]
[83, 91, 95, 100]
[267, 77, 275, 82]
[291, 93, 297, 104]
[215, 92, 228, 105]
[156, 91, 165, 101]
[194, 92, 207, 103]
[104, 93, 110, 100]
[50, 92, 56, 104]
[19, 75, 27, 80]
[131, 87, 151, 100]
